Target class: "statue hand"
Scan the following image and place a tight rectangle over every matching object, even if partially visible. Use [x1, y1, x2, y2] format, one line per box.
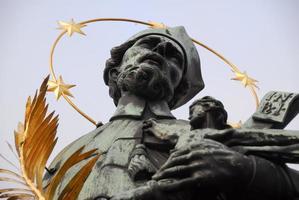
[152, 138, 254, 192]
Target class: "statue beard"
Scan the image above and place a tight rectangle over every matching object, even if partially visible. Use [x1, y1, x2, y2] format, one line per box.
[117, 64, 174, 102]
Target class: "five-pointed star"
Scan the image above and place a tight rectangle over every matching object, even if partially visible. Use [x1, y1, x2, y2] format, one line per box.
[47, 76, 76, 100]
[58, 19, 86, 36]
[232, 71, 258, 89]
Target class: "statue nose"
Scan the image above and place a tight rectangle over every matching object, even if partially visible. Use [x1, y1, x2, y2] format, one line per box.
[153, 41, 172, 56]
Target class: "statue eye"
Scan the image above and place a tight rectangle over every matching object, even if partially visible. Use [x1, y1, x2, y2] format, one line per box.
[135, 36, 161, 49]
[168, 53, 183, 69]
[136, 40, 151, 49]
[165, 46, 184, 68]
[201, 103, 211, 109]
[169, 57, 180, 65]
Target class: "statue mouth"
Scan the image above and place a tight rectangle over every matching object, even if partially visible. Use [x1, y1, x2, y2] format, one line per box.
[122, 53, 165, 83]
[189, 114, 206, 129]
[117, 57, 173, 101]
[189, 112, 205, 121]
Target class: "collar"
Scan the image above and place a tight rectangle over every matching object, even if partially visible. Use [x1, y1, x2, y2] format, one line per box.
[110, 93, 175, 121]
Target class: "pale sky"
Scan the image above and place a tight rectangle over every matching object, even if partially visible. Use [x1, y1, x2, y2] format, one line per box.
[1, 0, 299, 187]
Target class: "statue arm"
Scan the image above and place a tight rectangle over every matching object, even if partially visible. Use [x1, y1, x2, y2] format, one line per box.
[201, 128, 299, 199]
[153, 129, 299, 200]
[286, 167, 299, 197]
[111, 158, 299, 200]
[202, 128, 299, 147]
[231, 156, 297, 200]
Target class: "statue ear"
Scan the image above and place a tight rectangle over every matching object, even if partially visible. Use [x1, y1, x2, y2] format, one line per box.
[109, 68, 119, 82]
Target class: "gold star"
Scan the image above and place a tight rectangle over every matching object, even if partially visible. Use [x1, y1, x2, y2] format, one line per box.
[47, 76, 76, 100]
[148, 21, 167, 29]
[57, 19, 86, 36]
[232, 71, 258, 89]
[228, 120, 242, 129]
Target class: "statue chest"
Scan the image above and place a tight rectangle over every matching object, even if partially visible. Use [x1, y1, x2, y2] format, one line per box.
[49, 118, 190, 199]
[78, 119, 144, 199]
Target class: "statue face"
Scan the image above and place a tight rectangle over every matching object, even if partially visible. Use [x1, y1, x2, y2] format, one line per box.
[189, 102, 214, 121]
[189, 101, 220, 129]
[189, 99, 227, 130]
[116, 35, 185, 101]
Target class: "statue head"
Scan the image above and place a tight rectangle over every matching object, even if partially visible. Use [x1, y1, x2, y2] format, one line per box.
[189, 96, 230, 130]
[104, 27, 204, 109]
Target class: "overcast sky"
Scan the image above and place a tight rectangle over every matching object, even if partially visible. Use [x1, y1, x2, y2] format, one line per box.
[1, 0, 299, 186]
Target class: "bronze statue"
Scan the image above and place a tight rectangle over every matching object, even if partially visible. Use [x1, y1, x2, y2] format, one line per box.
[189, 96, 231, 130]
[43, 26, 299, 200]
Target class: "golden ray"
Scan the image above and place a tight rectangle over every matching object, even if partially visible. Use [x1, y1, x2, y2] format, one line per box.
[1, 76, 100, 199]
[58, 154, 100, 200]
[0, 192, 34, 199]
[45, 147, 98, 199]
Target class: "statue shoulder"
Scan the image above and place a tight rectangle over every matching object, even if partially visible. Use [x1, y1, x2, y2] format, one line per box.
[43, 122, 112, 185]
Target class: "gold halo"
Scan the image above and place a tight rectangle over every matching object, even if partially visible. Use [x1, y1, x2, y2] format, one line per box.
[48, 18, 259, 126]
